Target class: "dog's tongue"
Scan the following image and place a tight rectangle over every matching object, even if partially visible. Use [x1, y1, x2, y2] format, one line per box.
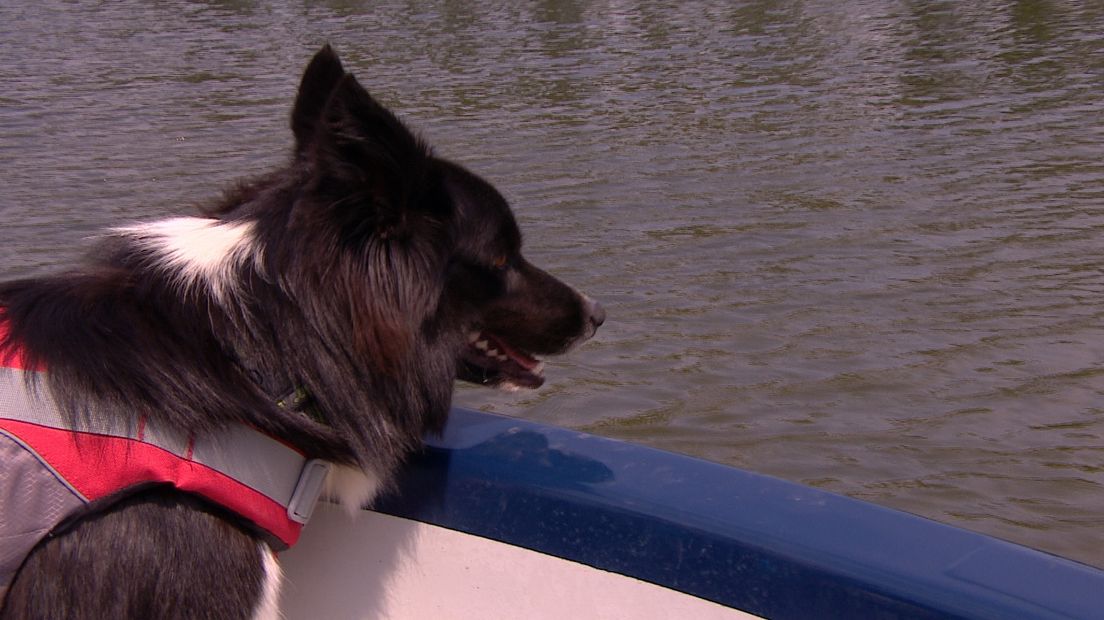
[482, 332, 540, 371]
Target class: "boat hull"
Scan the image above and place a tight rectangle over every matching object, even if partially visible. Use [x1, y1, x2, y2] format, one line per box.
[280, 408, 1104, 619]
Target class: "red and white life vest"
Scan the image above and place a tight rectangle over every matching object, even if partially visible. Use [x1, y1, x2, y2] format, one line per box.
[0, 323, 330, 600]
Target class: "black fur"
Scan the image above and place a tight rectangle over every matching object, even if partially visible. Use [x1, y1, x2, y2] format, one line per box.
[3, 490, 268, 620]
[0, 45, 602, 619]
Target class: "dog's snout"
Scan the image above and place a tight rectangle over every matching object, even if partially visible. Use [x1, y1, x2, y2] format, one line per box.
[584, 297, 606, 332]
[590, 302, 606, 328]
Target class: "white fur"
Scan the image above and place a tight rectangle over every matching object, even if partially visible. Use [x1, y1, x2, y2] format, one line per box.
[114, 217, 260, 302]
[323, 464, 384, 516]
[251, 544, 283, 620]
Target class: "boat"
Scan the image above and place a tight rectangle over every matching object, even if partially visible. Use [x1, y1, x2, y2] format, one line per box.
[279, 408, 1104, 619]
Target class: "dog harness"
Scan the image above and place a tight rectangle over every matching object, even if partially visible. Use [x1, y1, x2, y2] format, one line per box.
[0, 323, 331, 599]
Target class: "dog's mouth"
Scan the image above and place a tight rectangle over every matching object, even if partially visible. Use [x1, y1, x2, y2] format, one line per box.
[458, 331, 545, 390]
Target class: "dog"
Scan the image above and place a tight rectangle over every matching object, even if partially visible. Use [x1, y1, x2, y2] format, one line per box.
[0, 45, 603, 619]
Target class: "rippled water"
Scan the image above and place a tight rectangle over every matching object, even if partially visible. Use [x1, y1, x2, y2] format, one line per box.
[2, 1, 1103, 566]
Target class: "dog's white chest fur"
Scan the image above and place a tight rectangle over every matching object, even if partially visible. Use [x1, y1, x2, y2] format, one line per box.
[323, 465, 384, 514]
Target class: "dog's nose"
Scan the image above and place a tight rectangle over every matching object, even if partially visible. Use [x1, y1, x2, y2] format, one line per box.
[587, 298, 606, 330]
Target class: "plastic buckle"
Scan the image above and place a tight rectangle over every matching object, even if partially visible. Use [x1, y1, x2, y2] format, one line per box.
[287, 459, 331, 524]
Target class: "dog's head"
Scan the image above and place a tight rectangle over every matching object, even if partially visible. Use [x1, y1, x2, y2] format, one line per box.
[286, 46, 604, 390]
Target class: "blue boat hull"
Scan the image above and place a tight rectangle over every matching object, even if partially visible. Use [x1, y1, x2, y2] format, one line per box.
[282, 408, 1104, 619]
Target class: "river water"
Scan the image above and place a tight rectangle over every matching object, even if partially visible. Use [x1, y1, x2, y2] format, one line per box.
[2, 0, 1103, 567]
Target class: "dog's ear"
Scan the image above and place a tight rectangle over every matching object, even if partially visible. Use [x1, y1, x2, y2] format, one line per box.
[307, 71, 431, 230]
[291, 45, 347, 157]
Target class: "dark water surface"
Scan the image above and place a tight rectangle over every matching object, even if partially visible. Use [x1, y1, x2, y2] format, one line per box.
[3, 1, 1103, 566]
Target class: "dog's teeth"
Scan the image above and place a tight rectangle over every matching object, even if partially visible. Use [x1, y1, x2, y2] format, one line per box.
[467, 332, 481, 344]
[494, 353, 509, 362]
[475, 340, 489, 351]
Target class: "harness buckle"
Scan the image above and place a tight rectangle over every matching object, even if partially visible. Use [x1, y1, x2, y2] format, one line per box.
[287, 459, 331, 524]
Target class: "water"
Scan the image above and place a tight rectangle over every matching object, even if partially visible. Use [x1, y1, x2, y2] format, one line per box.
[2, 0, 1103, 567]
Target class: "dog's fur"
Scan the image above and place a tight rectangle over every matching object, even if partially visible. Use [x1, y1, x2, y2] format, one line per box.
[0, 46, 602, 619]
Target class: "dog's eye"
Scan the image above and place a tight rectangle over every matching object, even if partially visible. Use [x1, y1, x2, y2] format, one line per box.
[491, 255, 509, 270]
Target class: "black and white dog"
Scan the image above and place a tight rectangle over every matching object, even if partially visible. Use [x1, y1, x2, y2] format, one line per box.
[0, 46, 603, 619]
